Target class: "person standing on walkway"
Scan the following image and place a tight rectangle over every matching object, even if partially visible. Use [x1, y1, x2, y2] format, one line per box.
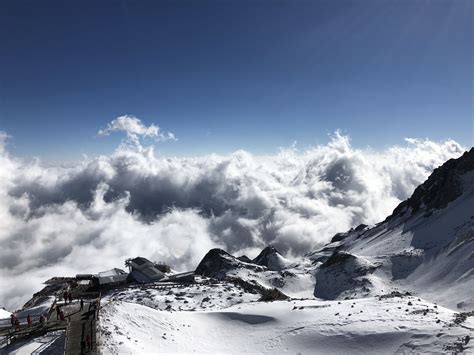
[27, 314, 32, 327]
[86, 334, 91, 351]
[80, 298, 84, 310]
[81, 337, 86, 354]
[68, 292, 73, 304]
[56, 305, 61, 320]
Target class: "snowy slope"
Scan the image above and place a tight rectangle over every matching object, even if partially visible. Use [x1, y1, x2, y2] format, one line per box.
[99, 296, 473, 354]
[100, 148, 474, 353]
[0, 296, 54, 329]
[102, 277, 261, 312]
[3, 331, 65, 355]
[0, 308, 11, 319]
[312, 148, 474, 310]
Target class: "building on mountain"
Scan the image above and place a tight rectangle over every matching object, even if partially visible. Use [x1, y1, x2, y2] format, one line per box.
[97, 268, 128, 287]
[75, 273, 99, 287]
[125, 257, 166, 283]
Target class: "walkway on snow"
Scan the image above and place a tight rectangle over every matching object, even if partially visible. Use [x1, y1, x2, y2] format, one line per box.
[1, 296, 101, 355]
[64, 299, 100, 355]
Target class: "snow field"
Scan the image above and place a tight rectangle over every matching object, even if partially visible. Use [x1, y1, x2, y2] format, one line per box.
[99, 296, 472, 354]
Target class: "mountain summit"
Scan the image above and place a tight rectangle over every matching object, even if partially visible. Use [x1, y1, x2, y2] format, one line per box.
[391, 147, 474, 218]
[252, 246, 292, 271]
[313, 147, 474, 309]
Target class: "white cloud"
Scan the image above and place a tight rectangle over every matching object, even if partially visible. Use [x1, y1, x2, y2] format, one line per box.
[0, 130, 466, 310]
[98, 115, 177, 144]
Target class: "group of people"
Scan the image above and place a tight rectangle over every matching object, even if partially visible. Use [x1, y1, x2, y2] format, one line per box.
[56, 304, 66, 321]
[63, 290, 73, 304]
[9, 314, 20, 331]
[9, 313, 46, 331]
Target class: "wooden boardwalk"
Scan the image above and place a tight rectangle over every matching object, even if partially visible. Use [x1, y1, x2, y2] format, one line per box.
[1, 298, 100, 354]
[64, 300, 99, 355]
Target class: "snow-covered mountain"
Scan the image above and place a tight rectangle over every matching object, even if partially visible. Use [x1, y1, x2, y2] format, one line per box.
[252, 246, 293, 271]
[192, 147, 473, 310]
[3, 148, 473, 354]
[311, 147, 474, 309]
[0, 308, 10, 319]
[98, 149, 473, 353]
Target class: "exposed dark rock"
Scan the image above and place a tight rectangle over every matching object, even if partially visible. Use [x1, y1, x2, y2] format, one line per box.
[354, 224, 368, 232]
[252, 246, 288, 271]
[322, 251, 355, 267]
[225, 276, 267, 295]
[390, 148, 474, 219]
[314, 251, 379, 300]
[237, 255, 253, 263]
[452, 310, 474, 326]
[378, 291, 406, 300]
[195, 248, 265, 279]
[269, 276, 285, 288]
[259, 288, 289, 302]
[253, 246, 280, 266]
[330, 232, 348, 243]
[308, 245, 343, 265]
[330, 224, 368, 243]
[280, 270, 296, 278]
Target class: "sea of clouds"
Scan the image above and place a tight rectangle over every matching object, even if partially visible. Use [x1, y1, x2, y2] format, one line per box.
[0, 116, 466, 310]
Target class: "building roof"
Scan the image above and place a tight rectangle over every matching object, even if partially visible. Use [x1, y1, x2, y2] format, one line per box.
[98, 268, 127, 278]
[131, 257, 148, 266]
[98, 268, 128, 285]
[127, 257, 165, 283]
[98, 273, 128, 285]
[129, 270, 150, 284]
[140, 266, 164, 280]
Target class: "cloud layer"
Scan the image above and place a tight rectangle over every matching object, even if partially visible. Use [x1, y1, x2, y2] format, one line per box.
[0, 127, 465, 310]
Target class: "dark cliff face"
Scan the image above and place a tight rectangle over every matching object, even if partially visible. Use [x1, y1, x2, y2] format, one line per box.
[195, 248, 264, 279]
[237, 255, 252, 263]
[252, 246, 280, 267]
[390, 148, 474, 219]
[330, 224, 368, 243]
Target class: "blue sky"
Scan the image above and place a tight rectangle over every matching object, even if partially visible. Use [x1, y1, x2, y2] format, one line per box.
[0, 0, 472, 159]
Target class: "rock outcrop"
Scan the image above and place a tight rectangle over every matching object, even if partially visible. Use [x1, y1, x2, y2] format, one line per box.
[195, 248, 265, 279]
[252, 246, 291, 271]
[390, 148, 474, 218]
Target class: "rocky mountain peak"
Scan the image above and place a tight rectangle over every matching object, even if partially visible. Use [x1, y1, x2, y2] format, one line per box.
[252, 246, 280, 265]
[253, 246, 291, 271]
[390, 147, 474, 219]
[195, 248, 264, 279]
